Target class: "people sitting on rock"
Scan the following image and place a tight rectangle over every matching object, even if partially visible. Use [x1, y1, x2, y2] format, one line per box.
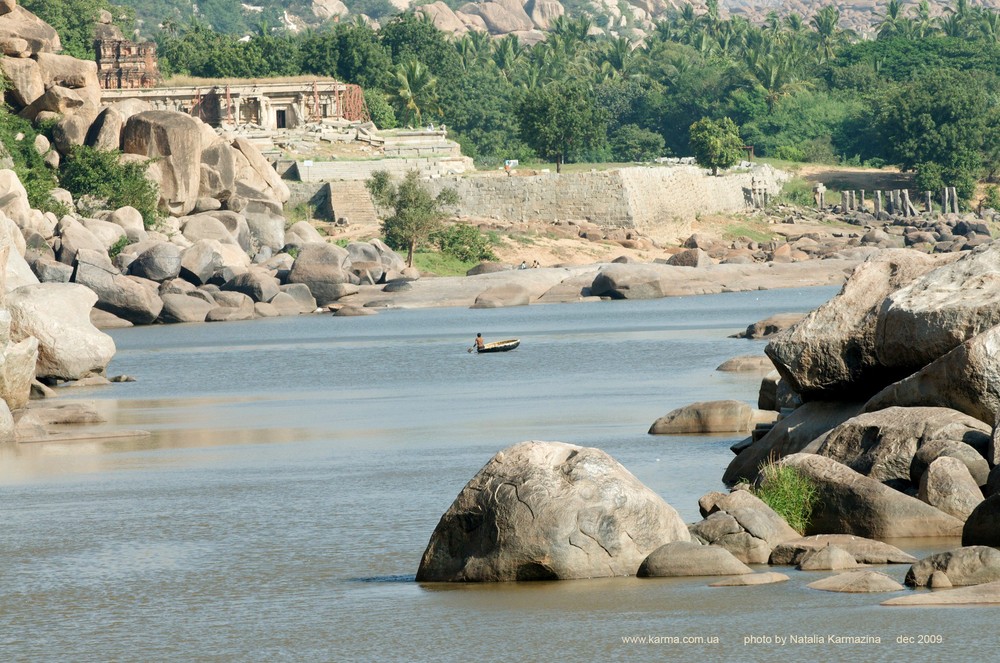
[519, 261, 527, 269]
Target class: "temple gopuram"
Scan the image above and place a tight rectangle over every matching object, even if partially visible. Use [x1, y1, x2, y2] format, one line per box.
[94, 11, 161, 89]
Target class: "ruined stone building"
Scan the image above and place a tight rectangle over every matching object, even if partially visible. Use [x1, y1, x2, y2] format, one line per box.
[95, 38, 161, 89]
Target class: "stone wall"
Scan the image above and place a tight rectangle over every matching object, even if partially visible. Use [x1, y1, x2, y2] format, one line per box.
[426, 165, 786, 243]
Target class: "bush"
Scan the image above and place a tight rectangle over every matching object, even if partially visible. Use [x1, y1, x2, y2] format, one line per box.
[752, 461, 818, 535]
[430, 223, 497, 262]
[59, 146, 160, 228]
[0, 106, 59, 212]
[609, 124, 665, 162]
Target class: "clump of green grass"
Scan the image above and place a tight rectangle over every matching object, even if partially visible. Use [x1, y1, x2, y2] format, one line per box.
[752, 460, 818, 535]
[723, 223, 777, 244]
[411, 250, 476, 276]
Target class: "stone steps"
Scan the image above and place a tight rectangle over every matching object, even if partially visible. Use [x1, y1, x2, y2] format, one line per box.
[328, 181, 378, 226]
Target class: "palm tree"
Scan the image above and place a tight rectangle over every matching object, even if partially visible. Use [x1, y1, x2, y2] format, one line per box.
[810, 6, 853, 62]
[492, 34, 525, 80]
[979, 9, 1000, 42]
[746, 46, 811, 112]
[877, 0, 906, 39]
[388, 59, 440, 127]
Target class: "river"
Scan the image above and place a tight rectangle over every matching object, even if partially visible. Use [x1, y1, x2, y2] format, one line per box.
[0, 287, 991, 661]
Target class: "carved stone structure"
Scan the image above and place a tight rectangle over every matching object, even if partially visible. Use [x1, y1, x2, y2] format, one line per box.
[95, 38, 161, 89]
[101, 80, 365, 129]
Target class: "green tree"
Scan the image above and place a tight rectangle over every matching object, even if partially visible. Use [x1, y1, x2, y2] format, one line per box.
[516, 81, 608, 172]
[610, 124, 665, 162]
[689, 116, 744, 175]
[366, 170, 458, 266]
[21, 0, 134, 59]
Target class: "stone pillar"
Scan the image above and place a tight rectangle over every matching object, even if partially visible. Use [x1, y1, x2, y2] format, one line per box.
[813, 183, 826, 210]
[949, 187, 959, 213]
[942, 188, 949, 214]
[875, 191, 883, 215]
[924, 191, 932, 213]
[859, 189, 866, 212]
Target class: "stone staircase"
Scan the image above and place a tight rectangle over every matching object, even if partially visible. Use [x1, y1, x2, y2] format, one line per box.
[327, 180, 378, 226]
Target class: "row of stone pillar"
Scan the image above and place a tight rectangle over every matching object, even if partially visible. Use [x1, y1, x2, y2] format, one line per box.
[813, 184, 961, 215]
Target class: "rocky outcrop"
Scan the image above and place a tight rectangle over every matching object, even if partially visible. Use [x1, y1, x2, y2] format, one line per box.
[765, 250, 948, 399]
[416, 441, 690, 582]
[777, 453, 965, 538]
[816, 407, 990, 488]
[723, 401, 864, 484]
[797, 544, 858, 571]
[122, 111, 203, 216]
[918, 457, 984, 520]
[864, 326, 1000, 425]
[286, 243, 352, 306]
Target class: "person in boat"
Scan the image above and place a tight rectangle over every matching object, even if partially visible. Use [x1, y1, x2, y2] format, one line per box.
[474, 333, 485, 351]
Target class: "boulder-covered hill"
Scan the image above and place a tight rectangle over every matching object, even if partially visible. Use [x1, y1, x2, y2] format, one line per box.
[114, 0, 1000, 40]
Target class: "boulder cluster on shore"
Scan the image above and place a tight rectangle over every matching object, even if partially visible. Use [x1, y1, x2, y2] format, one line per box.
[418, 243, 1000, 607]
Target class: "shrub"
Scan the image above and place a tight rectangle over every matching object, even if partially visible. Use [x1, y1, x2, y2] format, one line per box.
[609, 124, 666, 162]
[752, 461, 818, 535]
[430, 223, 497, 262]
[0, 105, 59, 212]
[59, 146, 160, 228]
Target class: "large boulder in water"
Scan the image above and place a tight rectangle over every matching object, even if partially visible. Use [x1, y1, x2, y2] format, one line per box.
[776, 453, 964, 538]
[905, 546, 1000, 587]
[416, 440, 691, 582]
[286, 242, 352, 306]
[8, 282, 115, 381]
[765, 250, 948, 399]
[637, 541, 752, 577]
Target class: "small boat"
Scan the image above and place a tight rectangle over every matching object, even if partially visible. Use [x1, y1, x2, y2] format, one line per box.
[477, 339, 520, 353]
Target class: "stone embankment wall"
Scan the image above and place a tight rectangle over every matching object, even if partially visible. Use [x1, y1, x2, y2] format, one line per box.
[294, 155, 474, 182]
[427, 165, 786, 243]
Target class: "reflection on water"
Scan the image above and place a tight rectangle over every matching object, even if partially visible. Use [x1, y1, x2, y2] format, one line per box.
[2, 288, 995, 660]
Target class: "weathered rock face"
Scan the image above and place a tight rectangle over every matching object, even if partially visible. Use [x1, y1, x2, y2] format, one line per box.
[637, 541, 752, 577]
[690, 489, 800, 564]
[877, 243, 1000, 373]
[128, 242, 183, 282]
[416, 1, 468, 33]
[735, 312, 805, 339]
[526, 0, 565, 30]
[73, 250, 164, 324]
[723, 401, 864, 485]
[919, 457, 984, 520]
[864, 325, 1000, 425]
[286, 242, 352, 306]
[798, 544, 858, 571]
[0, 6, 61, 54]
[777, 453, 965, 538]
[416, 440, 691, 582]
[590, 264, 665, 299]
[649, 400, 754, 434]
[159, 292, 213, 323]
[122, 111, 203, 216]
[765, 250, 948, 399]
[905, 546, 1000, 587]
[8, 283, 115, 381]
[221, 269, 279, 303]
[816, 407, 991, 487]
[472, 283, 530, 308]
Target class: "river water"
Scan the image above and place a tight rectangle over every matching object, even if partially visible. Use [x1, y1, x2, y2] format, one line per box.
[1, 287, 994, 661]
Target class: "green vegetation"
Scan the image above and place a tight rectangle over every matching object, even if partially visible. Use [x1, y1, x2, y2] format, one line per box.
[430, 223, 498, 262]
[366, 169, 458, 266]
[0, 105, 62, 213]
[23, 1, 1000, 205]
[722, 223, 776, 244]
[689, 117, 744, 176]
[411, 249, 477, 276]
[752, 460, 818, 535]
[108, 235, 130, 259]
[59, 146, 160, 228]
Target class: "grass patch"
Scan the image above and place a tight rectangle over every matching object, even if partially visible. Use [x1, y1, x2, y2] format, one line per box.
[752, 460, 818, 535]
[411, 250, 477, 276]
[723, 222, 777, 244]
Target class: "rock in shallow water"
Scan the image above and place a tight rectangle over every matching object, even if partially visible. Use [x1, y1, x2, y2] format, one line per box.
[416, 440, 690, 582]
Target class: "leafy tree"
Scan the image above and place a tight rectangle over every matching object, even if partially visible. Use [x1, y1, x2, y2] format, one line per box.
[366, 169, 458, 266]
[872, 69, 999, 202]
[610, 124, 665, 162]
[364, 89, 397, 129]
[516, 81, 608, 172]
[689, 116, 744, 175]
